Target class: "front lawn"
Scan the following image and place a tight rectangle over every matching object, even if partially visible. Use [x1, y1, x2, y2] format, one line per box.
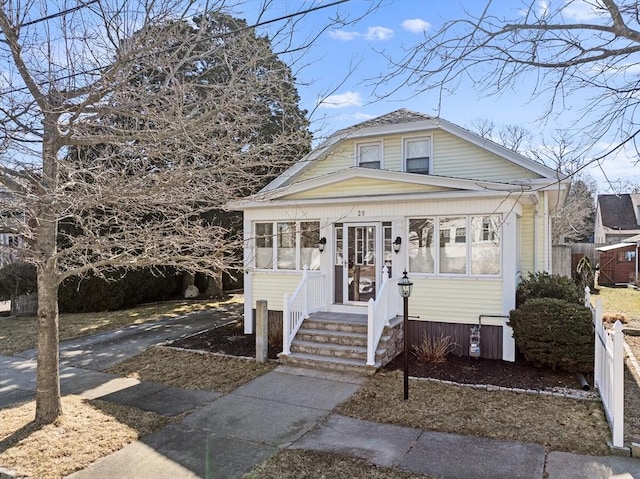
[594, 286, 640, 325]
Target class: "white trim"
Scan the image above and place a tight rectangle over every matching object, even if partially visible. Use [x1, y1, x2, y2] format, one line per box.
[243, 216, 254, 334]
[502, 210, 517, 362]
[402, 134, 433, 174]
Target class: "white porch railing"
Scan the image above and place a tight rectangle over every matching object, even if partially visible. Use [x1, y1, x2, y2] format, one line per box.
[367, 266, 400, 366]
[586, 287, 625, 448]
[282, 266, 325, 356]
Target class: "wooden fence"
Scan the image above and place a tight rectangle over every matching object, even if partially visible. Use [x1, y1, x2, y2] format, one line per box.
[11, 293, 37, 316]
[585, 287, 624, 448]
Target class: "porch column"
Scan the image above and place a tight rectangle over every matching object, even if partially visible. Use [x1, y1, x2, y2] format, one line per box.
[243, 216, 254, 334]
[502, 210, 517, 362]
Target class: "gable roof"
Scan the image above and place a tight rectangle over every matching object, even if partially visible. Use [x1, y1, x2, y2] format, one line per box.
[263, 109, 565, 193]
[597, 194, 640, 230]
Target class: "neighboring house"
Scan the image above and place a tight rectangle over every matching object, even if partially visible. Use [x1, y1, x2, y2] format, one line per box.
[594, 194, 640, 245]
[0, 233, 21, 267]
[233, 109, 568, 371]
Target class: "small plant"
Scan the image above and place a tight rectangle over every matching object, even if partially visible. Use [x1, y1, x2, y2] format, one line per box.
[516, 271, 583, 308]
[602, 312, 628, 324]
[411, 333, 456, 363]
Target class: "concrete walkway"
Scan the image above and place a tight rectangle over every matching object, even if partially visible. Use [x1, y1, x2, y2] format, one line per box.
[1, 308, 640, 478]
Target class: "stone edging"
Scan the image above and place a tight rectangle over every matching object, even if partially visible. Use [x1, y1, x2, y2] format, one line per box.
[409, 376, 600, 401]
[159, 345, 278, 364]
[624, 339, 640, 379]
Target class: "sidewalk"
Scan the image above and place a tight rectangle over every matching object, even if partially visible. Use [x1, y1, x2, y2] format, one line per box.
[1, 310, 640, 478]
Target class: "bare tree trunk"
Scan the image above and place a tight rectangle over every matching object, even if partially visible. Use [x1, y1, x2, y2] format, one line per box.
[34, 114, 62, 424]
[35, 265, 61, 423]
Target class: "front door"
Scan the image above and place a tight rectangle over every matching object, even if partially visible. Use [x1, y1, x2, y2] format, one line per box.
[345, 224, 377, 303]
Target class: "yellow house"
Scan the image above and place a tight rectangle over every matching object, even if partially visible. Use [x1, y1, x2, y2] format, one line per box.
[234, 109, 568, 372]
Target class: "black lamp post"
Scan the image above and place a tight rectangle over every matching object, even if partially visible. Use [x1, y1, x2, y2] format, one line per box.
[397, 270, 413, 400]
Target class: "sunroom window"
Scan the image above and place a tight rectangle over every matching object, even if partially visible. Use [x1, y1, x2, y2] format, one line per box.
[408, 215, 502, 276]
[357, 142, 381, 169]
[254, 221, 321, 270]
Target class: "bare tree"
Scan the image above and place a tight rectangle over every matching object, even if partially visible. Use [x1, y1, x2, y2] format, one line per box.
[382, 0, 640, 165]
[0, 0, 350, 423]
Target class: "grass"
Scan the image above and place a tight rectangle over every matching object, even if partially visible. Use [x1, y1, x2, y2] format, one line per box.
[107, 347, 276, 394]
[336, 371, 611, 456]
[244, 449, 434, 479]
[0, 395, 171, 479]
[0, 296, 241, 355]
[594, 286, 640, 324]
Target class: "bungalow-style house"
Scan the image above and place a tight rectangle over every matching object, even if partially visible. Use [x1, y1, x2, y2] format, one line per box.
[594, 194, 640, 245]
[234, 109, 568, 372]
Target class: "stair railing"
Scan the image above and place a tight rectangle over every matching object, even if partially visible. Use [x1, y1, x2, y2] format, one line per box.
[282, 266, 325, 356]
[367, 266, 400, 366]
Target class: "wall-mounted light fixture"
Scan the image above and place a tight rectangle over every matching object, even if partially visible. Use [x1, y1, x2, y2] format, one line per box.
[318, 237, 327, 253]
[393, 236, 402, 254]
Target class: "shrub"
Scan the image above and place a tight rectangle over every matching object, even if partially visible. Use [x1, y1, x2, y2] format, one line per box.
[58, 267, 181, 313]
[509, 298, 594, 373]
[411, 333, 456, 363]
[0, 262, 37, 301]
[516, 272, 583, 308]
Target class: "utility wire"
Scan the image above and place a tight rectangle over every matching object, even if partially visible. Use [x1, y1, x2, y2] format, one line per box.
[0, 0, 351, 96]
[20, 0, 100, 28]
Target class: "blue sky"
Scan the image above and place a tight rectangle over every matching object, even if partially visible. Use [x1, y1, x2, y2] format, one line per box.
[239, 0, 640, 193]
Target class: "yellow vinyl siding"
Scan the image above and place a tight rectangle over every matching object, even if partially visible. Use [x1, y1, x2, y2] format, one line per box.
[252, 272, 302, 310]
[409, 278, 504, 326]
[283, 178, 453, 200]
[520, 205, 535, 274]
[291, 130, 542, 187]
[296, 141, 355, 182]
[432, 131, 538, 181]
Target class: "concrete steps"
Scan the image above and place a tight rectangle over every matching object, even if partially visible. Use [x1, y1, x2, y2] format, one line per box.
[280, 313, 402, 375]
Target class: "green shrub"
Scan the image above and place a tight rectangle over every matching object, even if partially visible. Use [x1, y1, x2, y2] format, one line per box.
[516, 272, 583, 308]
[58, 267, 181, 313]
[509, 298, 594, 373]
[0, 262, 37, 301]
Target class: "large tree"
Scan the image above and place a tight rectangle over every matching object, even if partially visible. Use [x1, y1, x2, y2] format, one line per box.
[382, 0, 640, 166]
[0, 1, 319, 423]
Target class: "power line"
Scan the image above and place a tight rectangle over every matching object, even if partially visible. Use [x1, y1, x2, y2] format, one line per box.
[20, 0, 99, 28]
[0, 0, 351, 96]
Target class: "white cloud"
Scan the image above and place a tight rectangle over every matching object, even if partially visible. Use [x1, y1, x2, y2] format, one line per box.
[318, 91, 363, 109]
[562, 0, 605, 21]
[327, 30, 360, 41]
[364, 26, 394, 41]
[537, 0, 549, 17]
[401, 18, 431, 34]
[327, 26, 393, 41]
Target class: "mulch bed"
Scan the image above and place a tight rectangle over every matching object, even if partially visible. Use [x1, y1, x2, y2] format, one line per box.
[170, 320, 280, 360]
[171, 322, 585, 391]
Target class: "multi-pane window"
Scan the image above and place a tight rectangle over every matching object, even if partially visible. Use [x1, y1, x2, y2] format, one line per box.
[356, 142, 381, 169]
[404, 137, 431, 174]
[254, 221, 321, 270]
[408, 215, 501, 276]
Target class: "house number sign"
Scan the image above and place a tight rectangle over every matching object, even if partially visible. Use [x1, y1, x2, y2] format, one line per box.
[357, 210, 365, 216]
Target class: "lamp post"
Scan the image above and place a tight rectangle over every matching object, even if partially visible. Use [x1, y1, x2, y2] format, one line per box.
[397, 270, 413, 400]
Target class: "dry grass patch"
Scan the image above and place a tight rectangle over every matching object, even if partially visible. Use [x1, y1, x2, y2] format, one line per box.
[0, 395, 170, 479]
[108, 347, 275, 394]
[244, 449, 433, 479]
[595, 287, 640, 325]
[0, 297, 241, 355]
[336, 372, 610, 455]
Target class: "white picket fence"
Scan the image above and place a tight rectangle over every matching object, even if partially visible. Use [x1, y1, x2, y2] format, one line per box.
[585, 287, 625, 448]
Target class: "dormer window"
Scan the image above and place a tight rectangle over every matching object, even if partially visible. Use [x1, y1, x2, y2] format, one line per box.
[404, 136, 431, 174]
[356, 141, 382, 169]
